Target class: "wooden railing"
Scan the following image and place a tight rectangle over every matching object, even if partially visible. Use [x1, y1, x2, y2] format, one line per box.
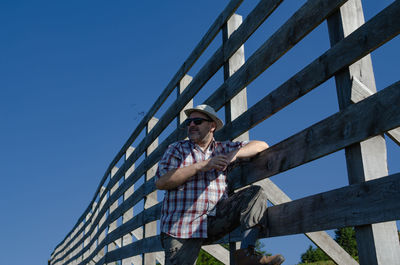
[49, 0, 400, 264]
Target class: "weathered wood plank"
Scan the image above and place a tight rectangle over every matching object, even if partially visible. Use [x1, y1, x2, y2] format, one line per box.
[177, 75, 193, 126]
[327, 0, 400, 263]
[228, 80, 400, 189]
[222, 0, 282, 62]
[202, 245, 229, 265]
[122, 256, 142, 265]
[122, 149, 135, 247]
[215, 0, 400, 142]
[256, 179, 358, 265]
[105, 235, 163, 263]
[223, 13, 249, 143]
[223, 13, 249, 262]
[387, 128, 400, 146]
[144, 117, 158, 265]
[260, 172, 400, 237]
[351, 76, 400, 146]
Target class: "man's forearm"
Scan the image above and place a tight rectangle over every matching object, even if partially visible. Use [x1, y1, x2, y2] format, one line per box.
[233, 140, 269, 160]
[155, 163, 201, 190]
[156, 154, 230, 190]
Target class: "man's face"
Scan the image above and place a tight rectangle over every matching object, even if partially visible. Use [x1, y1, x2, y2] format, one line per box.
[187, 112, 216, 144]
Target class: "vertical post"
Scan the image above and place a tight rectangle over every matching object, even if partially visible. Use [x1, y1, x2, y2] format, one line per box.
[108, 166, 120, 252]
[123, 146, 135, 246]
[122, 146, 139, 265]
[327, 0, 400, 264]
[222, 13, 249, 265]
[177, 74, 193, 126]
[143, 117, 159, 265]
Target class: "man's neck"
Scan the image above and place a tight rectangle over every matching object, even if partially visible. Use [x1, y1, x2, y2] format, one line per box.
[196, 136, 214, 152]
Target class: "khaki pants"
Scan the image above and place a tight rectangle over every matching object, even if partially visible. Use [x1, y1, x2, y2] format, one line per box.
[161, 185, 268, 265]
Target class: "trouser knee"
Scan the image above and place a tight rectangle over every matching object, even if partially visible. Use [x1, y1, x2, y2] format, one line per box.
[239, 185, 268, 230]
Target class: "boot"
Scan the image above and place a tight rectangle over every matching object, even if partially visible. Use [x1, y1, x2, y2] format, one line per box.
[234, 247, 285, 265]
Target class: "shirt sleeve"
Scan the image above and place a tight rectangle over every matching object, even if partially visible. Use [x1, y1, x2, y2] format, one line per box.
[155, 143, 182, 182]
[223, 140, 249, 154]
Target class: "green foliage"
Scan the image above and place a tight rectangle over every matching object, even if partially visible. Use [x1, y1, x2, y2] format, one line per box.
[298, 261, 335, 265]
[255, 239, 268, 256]
[196, 240, 267, 265]
[300, 245, 329, 263]
[196, 249, 224, 265]
[299, 227, 358, 264]
[334, 227, 358, 259]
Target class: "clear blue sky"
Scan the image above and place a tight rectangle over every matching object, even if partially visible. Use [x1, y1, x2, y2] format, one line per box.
[1, 1, 399, 264]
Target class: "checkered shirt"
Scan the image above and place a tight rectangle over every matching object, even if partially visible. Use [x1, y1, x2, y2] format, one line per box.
[155, 139, 247, 238]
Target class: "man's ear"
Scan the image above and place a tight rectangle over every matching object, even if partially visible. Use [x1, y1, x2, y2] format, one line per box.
[210, 121, 216, 132]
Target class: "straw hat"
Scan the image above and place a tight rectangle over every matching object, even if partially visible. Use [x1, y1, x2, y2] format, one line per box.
[184, 104, 224, 131]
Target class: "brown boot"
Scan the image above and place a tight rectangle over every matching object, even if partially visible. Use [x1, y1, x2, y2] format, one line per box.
[234, 247, 285, 265]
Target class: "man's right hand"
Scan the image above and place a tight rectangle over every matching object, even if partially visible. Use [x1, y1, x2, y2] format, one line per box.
[157, 155, 231, 190]
[200, 155, 230, 172]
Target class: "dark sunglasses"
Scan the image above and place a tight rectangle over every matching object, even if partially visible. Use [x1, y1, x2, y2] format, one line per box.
[183, 117, 213, 127]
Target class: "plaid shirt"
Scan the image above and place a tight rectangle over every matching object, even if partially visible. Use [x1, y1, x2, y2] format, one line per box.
[155, 138, 247, 238]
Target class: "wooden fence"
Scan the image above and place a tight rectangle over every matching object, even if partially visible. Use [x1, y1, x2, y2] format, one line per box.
[49, 0, 400, 264]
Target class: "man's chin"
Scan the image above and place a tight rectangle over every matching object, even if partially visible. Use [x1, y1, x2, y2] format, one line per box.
[188, 134, 199, 142]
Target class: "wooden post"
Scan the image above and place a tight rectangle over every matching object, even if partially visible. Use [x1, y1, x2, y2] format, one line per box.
[223, 13, 249, 265]
[121, 146, 140, 265]
[223, 13, 249, 143]
[143, 117, 159, 265]
[327, 0, 400, 264]
[177, 75, 193, 127]
[108, 166, 120, 252]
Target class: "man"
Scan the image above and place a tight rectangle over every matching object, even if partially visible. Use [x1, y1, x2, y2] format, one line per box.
[155, 104, 284, 265]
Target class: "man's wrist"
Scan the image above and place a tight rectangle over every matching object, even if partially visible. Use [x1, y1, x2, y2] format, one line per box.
[194, 160, 204, 173]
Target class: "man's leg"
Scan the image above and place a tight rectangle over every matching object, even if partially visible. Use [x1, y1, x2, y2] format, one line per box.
[206, 185, 284, 265]
[206, 185, 268, 242]
[241, 226, 261, 249]
[161, 233, 203, 265]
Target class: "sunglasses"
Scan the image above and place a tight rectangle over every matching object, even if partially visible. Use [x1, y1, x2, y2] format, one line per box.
[183, 117, 213, 127]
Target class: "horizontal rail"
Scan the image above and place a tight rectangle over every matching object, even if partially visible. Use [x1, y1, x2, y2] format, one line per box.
[263, 172, 400, 237]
